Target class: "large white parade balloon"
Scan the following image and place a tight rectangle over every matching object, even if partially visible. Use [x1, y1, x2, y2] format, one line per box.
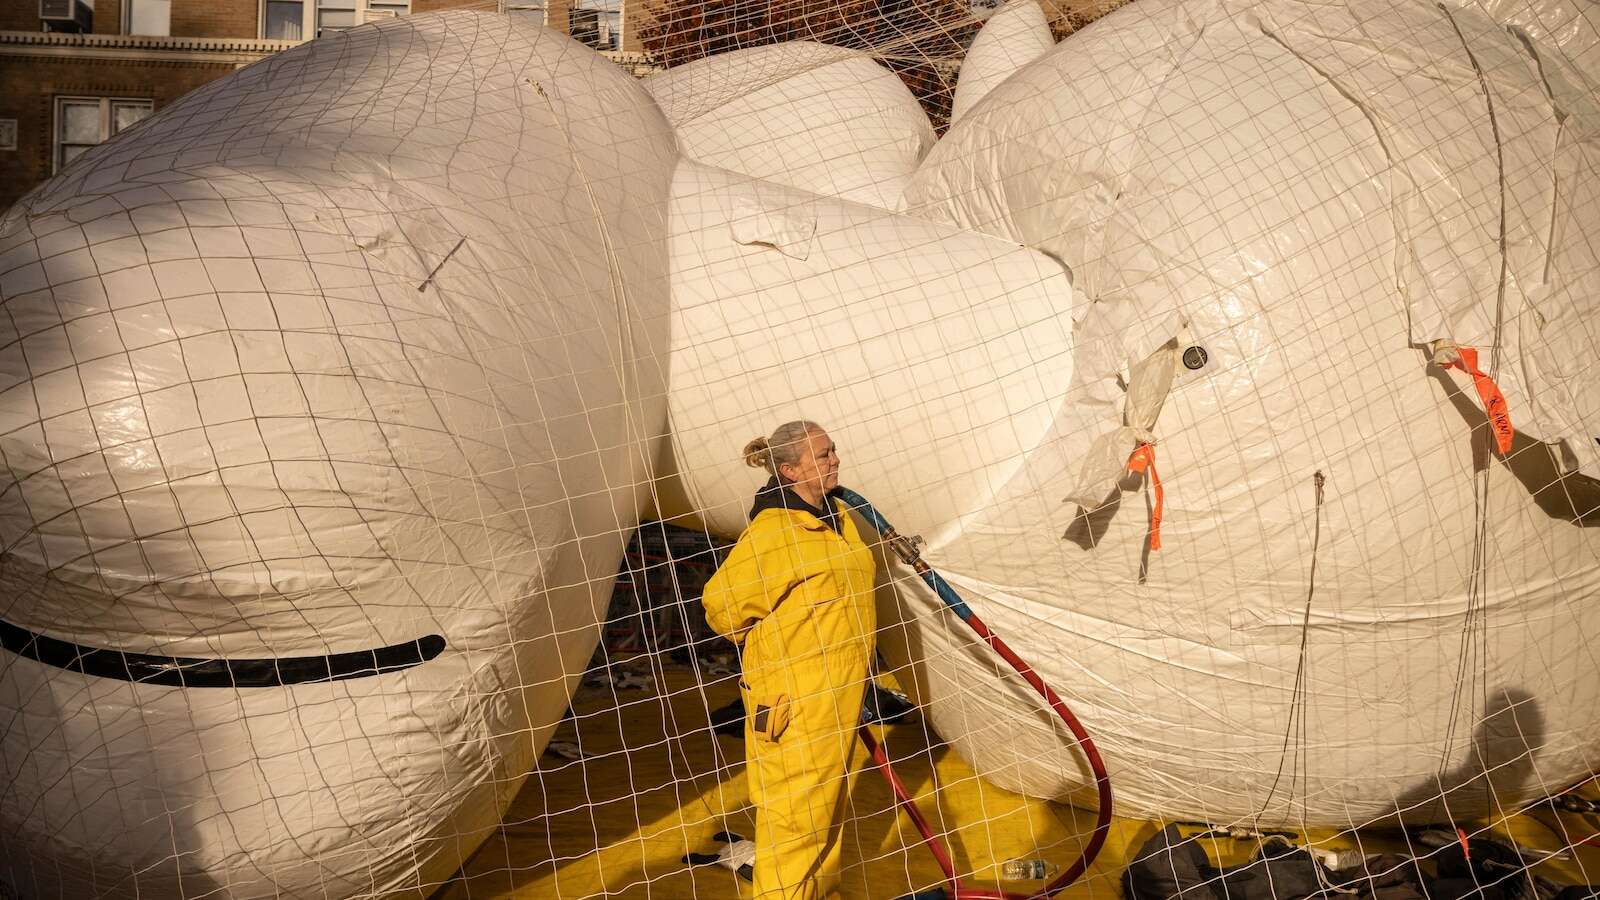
[893, 0, 1600, 826]
[1, 0, 1598, 897]
[0, 15, 675, 899]
[666, 0, 1600, 827]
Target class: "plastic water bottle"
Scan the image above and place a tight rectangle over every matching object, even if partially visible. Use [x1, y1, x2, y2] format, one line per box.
[1000, 858, 1058, 881]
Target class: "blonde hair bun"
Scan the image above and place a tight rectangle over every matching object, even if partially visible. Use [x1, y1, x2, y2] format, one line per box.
[742, 437, 771, 469]
[743, 421, 820, 477]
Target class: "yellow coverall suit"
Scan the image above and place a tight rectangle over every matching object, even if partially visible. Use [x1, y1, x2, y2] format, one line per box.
[701, 496, 877, 900]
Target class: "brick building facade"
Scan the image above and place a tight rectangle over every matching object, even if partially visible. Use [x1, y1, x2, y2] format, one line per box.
[0, 0, 657, 211]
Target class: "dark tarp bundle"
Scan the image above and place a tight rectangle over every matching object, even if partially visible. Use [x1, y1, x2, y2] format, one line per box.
[1124, 826, 1595, 900]
[1334, 854, 1433, 900]
[1428, 838, 1534, 900]
[1123, 825, 1332, 900]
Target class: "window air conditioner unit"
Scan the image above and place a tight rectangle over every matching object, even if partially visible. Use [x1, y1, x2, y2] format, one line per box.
[40, 0, 92, 31]
[363, 8, 399, 22]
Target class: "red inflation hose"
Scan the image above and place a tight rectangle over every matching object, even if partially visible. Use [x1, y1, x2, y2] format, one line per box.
[836, 487, 1114, 900]
[858, 724, 960, 876]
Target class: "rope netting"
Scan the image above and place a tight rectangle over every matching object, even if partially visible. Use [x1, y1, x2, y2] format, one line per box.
[639, 0, 1125, 128]
[0, 1, 1598, 898]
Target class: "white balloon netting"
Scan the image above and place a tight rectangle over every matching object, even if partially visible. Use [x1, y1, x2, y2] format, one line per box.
[0, 1, 1597, 897]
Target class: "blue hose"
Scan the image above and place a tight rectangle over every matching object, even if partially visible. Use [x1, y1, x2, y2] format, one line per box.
[835, 484, 1114, 900]
[835, 487, 973, 622]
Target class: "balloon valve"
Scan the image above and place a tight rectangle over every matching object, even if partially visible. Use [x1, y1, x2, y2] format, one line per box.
[887, 531, 924, 565]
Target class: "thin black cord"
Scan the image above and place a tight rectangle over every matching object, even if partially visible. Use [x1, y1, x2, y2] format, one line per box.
[1258, 470, 1326, 822]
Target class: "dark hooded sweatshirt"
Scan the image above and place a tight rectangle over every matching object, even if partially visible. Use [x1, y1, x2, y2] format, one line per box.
[749, 476, 843, 534]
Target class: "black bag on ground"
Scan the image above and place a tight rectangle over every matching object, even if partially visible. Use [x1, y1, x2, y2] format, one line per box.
[1217, 837, 1333, 900]
[1125, 827, 1332, 900]
[1124, 825, 1221, 900]
[1331, 853, 1431, 900]
[1427, 838, 1532, 900]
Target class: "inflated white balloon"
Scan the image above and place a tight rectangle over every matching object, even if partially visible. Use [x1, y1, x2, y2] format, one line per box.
[0, 14, 673, 898]
[670, 0, 1600, 826]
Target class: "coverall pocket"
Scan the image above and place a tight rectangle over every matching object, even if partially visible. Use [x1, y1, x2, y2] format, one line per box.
[750, 693, 791, 742]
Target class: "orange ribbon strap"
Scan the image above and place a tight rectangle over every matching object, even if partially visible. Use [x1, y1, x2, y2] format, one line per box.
[1126, 443, 1163, 551]
[1442, 347, 1514, 455]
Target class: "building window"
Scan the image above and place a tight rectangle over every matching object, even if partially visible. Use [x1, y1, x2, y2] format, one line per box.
[507, 3, 545, 27]
[313, 0, 359, 33]
[54, 97, 153, 173]
[39, 0, 93, 33]
[262, 0, 410, 40]
[365, 0, 408, 20]
[124, 0, 171, 35]
[264, 1, 302, 39]
[571, 0, 619, 51]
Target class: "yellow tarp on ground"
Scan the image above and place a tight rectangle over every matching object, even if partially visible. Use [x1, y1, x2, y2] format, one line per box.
[434, 661, 1600, 899]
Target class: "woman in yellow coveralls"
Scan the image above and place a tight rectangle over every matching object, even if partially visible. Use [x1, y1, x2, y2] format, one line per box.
[701, 420, 877, 900]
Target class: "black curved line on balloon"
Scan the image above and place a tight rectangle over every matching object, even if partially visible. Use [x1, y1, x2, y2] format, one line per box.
[0, 619, 445, 687]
